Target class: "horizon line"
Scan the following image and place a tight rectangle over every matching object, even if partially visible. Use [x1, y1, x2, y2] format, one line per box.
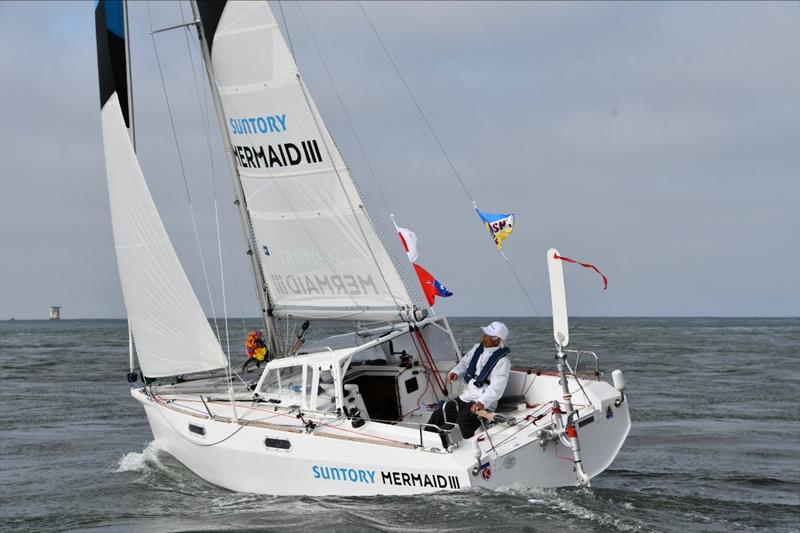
[2, 315, 798, 321]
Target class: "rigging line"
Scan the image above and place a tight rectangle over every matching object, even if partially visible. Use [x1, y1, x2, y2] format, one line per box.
[295, 2, 424, 311]
[188, 5, 284, 353]
[297, 4, 391, 213]
[218, 187, 251, 340]
[358, 1, 541, 317]
[284, 318, 291, 354]
[409, 330, 440, 402]
[209, 150, 249, 340]
[292, 7, 401, 314]
[356, 1, 473, 204]
[278, 1, 296, 61]
[188, 3, 247, 343]
[501, 250, 541, 316]
[178, 4, 237, 419]
[296, 73, 404, 315]
[178, 5, 238, 356]
[146, 1, 221, 340]
[177, 2, 232, 359]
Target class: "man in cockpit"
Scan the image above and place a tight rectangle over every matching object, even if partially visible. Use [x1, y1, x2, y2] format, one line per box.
[426, 321, 511, 440]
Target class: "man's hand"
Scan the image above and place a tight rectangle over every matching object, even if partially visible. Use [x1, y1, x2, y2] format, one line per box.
[470, 401, 485, 414]
[447, 372, 459, 383]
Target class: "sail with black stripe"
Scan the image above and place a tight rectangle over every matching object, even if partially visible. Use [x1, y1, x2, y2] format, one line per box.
[194, 0, 420, 322]
[94, 0, 227, 378]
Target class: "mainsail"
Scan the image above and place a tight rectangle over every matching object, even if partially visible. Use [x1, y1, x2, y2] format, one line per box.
[196, 1, 416, 321]
[95, 0, 227, 377]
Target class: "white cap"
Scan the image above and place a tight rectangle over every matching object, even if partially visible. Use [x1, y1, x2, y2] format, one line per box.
[481, 321, 509, 341]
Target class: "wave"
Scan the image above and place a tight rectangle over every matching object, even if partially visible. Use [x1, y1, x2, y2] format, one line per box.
[115, 441, 162, 473]
[490, 486, 643, 531]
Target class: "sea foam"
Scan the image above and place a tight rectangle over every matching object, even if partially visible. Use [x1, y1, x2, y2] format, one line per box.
[115, 441, 161, 473]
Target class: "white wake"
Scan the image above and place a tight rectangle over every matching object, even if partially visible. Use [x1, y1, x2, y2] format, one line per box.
[115, 441, 161, 473]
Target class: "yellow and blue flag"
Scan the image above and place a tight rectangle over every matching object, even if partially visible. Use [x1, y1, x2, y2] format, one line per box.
[476, 208, 515, 251]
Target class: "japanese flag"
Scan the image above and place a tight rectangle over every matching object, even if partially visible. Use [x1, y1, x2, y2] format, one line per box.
[397, 226, 419, 263]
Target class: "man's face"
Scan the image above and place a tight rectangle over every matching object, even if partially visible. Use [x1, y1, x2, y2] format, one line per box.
[482, 334, 501, 348]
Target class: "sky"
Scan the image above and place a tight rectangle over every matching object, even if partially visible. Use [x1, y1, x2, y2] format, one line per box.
[1, 1, 798, 320]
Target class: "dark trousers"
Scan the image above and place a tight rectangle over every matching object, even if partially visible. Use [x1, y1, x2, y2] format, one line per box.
[426, 398, 482, 439]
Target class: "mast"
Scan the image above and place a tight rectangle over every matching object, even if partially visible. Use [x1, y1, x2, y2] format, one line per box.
[123, 0, 135, 150]
[123, 0, 136, 372]
[190, 0, 279, 355]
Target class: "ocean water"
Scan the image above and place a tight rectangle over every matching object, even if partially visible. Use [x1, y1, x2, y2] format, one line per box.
[1, 317, 798, 532]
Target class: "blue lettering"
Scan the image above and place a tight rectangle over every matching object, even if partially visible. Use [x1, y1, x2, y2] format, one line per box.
[312, 466, 378, 484]
[226, 115, 288, 135]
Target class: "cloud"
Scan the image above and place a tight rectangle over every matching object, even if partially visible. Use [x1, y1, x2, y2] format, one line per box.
[1, 0, 797, 320]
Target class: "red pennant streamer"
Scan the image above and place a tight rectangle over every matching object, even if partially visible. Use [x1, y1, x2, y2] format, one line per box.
[553, 253, 608, 290]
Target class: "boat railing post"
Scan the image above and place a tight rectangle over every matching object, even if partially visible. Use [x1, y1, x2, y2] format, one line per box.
[478, 418, 497, 456]
[571, 349, 600, 379]
[200, 395, 213, 419]
[562, 350, 595, 409]
[253, 366, 271, 397]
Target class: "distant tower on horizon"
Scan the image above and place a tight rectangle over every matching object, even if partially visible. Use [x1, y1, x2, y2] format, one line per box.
[48, 306, 62, 320]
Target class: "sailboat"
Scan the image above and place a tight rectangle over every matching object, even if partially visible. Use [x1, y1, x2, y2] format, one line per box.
[95, 0, 631, 495]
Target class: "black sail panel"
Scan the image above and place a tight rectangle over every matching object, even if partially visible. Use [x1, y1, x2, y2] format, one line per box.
[196, 1, 227, 51]
[94, 0, 129, 127]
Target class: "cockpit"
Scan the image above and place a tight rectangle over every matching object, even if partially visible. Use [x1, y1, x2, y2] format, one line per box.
[252, 316, 461, 425]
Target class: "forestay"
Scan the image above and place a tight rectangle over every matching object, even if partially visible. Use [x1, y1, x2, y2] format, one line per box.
[95, 0, 227, 377]
[197, 1, 415, 321]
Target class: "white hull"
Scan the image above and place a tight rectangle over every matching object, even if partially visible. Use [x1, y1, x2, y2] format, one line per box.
[135, 369, 630, 496]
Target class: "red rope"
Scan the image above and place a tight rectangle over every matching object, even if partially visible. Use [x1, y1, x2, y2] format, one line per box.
[409, 330, 441, 402]
[414, 327, 448, 396]
[553, 253, 608, 290]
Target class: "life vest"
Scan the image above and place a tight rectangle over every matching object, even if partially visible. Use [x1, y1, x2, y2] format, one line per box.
[463, 344, 510, 387]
